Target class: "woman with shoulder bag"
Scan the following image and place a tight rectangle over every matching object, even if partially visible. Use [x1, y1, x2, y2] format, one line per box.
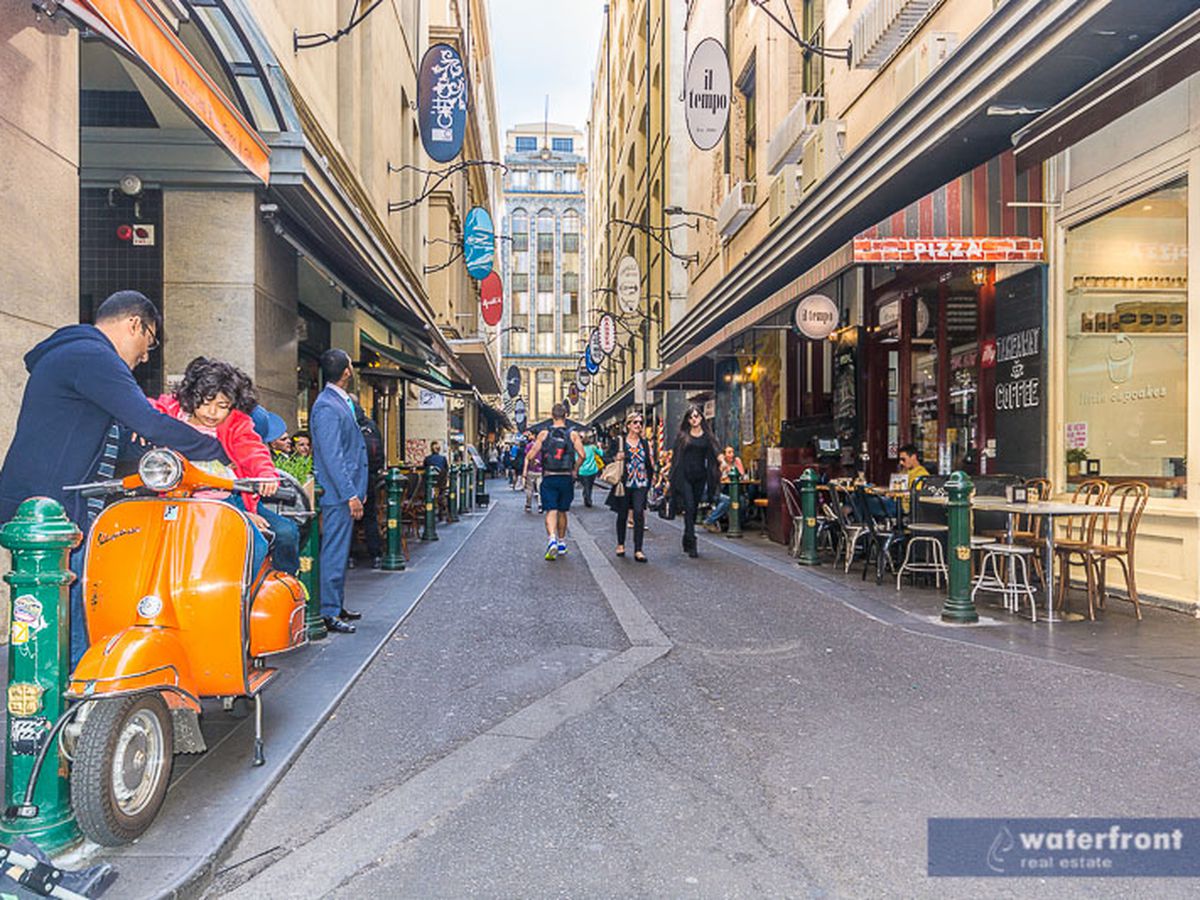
[604, 410, 654, 561]
[669, 404, 720, 558]
[577, 432, 603, 507]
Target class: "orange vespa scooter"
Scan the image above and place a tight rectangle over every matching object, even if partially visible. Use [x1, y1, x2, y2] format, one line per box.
[16, 448, 311, 846]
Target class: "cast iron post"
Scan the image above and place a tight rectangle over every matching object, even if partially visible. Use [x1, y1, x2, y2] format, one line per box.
[301, 487, 327, 640]
[422, 465, 439, 541]
[726, 468, 743, 539]
[798, 468, 820, 566]
[941, 471, 979, 623]
[382, 468, 406, 571]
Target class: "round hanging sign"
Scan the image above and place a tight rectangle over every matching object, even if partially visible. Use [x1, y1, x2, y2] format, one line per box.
[568, 383, 579, 405]
[575, 377, 588, 395]
[598, 314, 617, 354]
[588, 328, 605, 360]
[616, 255, 641, 315]
[577, 369, 591, 388]
[505, 365, 521, 399]
[480, 272, 504, 327]
[462, 207, 495, 280]
[584, 344, 600, 374]
[418, 43, 469, 163]
[793, 294, 839, 340]
[685, 38, 731, 152]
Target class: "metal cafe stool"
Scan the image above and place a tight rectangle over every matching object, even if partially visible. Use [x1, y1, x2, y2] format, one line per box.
[971, 542, 1038, 621]
[896, 480, 948, 591]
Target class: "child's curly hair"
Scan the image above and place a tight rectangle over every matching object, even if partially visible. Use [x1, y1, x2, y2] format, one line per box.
[174, 356, 258, 414]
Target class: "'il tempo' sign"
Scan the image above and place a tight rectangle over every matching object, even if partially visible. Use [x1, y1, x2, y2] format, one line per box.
[685, 38, 730, 151]
[793, 294, 839, 340]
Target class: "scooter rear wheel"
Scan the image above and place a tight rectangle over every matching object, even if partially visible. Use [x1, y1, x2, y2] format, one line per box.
[71, 694, 175, 846]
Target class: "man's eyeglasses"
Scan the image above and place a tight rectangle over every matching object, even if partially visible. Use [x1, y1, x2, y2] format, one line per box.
[141, 322, 159, 352]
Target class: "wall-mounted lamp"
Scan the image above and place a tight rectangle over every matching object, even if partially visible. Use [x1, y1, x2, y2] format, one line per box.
[971, 267, 989, 286]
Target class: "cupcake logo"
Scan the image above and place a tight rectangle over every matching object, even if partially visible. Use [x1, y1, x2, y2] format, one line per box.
[1106, 334, 1135, 385]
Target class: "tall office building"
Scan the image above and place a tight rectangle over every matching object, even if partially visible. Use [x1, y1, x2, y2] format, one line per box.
[499, 123, 588, 422]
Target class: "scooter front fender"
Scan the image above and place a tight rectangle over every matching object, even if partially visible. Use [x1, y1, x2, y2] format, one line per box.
[68, 627, 201, 712]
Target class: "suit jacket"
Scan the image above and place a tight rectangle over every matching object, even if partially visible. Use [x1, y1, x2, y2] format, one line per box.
[311, 385, 368, 506]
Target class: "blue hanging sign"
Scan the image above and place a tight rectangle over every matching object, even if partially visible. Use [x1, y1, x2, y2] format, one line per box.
[584, 344, 600, 374]
[462, 207, 495, 279]
[418, 43, 469, 163]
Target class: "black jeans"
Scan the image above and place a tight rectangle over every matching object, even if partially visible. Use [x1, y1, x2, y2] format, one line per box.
[678, 476, 708, 547]
[580, 473, 597, 506]
[615, 486, 648, 552]
[361, 478, 383, 558]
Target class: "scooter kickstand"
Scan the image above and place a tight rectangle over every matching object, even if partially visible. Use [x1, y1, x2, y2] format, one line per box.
[252, 694, 265, 767]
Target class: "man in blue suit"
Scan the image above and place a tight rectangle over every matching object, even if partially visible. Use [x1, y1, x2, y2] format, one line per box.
[310, 349, 368, 634]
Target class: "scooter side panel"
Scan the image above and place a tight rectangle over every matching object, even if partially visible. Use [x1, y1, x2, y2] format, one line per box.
[68, 626, 201, 711]
[84, 498, 251, 697]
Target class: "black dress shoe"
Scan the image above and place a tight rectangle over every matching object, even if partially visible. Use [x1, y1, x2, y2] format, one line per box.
[324, 616, 356, 634]
[338, 607, 362, 620]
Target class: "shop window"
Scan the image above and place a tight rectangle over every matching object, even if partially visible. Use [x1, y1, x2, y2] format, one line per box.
[1064, 177, 1188, 498]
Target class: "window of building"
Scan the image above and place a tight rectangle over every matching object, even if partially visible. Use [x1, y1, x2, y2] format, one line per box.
[515, 136, 537, 152]
[802, 0, 825, 118]
[536, 331, 556, 356]
[1064, 177, 1188, 498]
[537, 169, 555, 191]
[738, 57, 757, 184]
[561, 172, 580, 193]
[511, 209, 529, 253]
[510, 168, 530, 190]
[535, 369, 555, 419]
[552, 137, 574, 153]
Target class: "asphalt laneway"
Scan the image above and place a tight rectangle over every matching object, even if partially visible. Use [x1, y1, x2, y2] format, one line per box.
[208, 483, 1200, 898]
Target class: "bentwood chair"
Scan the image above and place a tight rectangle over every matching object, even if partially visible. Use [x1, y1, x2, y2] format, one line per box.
[782, 478, 804, 558]
[1054, 478, 1109, 615]
[1081, 481, 1149, 620]
[832, 484, 868, 573]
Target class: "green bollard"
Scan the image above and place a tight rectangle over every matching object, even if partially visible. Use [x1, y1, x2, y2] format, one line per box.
[941, 470, 979, 624]
[382, 468, 406, 571]
[457, 464, 469, 517]
[446, 464, 459, 523]
[0, 498, 83, 851]
[301, 487, 327, 640]
[726, 468, 743, 539]
[475, 465, 487, 507]
[422, 465, 439, 541]
[797, 468, 821, 566]
[463, 465, 474, 514]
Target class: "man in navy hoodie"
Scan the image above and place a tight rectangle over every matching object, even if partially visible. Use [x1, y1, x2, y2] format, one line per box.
[0, 291, 229, 662]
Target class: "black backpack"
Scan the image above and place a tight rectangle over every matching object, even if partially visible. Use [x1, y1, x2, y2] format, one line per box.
[540, 426, 575, 473]
[357, 411, 385, 473]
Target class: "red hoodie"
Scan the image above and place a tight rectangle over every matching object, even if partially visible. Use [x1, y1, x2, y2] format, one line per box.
[149, 396, 275, 513]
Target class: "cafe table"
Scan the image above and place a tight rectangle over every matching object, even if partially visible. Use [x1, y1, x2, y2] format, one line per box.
[920, 495, 1122, 622]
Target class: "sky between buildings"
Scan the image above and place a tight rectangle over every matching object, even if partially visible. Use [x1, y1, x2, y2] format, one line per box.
[489, 0, 606, 137]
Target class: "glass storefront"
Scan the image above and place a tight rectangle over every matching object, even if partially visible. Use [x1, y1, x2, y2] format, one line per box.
[1064, 178, 1188, 498]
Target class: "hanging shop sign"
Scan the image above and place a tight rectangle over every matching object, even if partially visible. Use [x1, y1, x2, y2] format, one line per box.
[684, 38, 731, 152]
[588, 328, 605, 361]
[792, 294, 840, 340]
[514, 398, 527, 431]
[568, 383, 580, 405]
[480, 272, 504, 327]
[584, 344, 600, 374]
[418, 43, 469, 163]
[616, 255, 641, 315]
[505, 365, 521, 398]
[463, 207, 496, 279]
[598, 314, 618, 354]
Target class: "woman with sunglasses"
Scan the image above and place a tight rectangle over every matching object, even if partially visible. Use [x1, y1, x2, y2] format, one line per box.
[605, 411, 654, 561]
[669, 404, 720, 558]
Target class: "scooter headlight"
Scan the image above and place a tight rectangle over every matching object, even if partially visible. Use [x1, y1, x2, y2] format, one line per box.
[138, 449, 183, 491]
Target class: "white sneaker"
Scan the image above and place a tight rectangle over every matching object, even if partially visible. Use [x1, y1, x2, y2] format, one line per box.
[557, 541, 567, 555]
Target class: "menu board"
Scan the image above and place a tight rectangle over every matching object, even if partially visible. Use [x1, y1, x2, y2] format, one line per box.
[992, 269, 1045, 477]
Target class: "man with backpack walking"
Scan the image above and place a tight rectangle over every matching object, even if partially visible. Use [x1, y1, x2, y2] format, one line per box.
[524, 403, 586, 560]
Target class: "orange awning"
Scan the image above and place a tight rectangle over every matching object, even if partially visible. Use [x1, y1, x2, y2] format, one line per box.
[63, 0, 270, 184]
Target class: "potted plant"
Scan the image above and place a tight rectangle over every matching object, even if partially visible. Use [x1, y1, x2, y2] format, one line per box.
[1066, 447, 1089, 479]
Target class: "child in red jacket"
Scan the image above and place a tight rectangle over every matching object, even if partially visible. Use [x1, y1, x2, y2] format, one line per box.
[150, 357, 279, 571]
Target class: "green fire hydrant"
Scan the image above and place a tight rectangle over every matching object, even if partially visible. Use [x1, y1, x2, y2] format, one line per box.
[300, 486, 327, 640]
[422, 465, 439, 541]
[726, 468, 743, 539]
[0, 498, 82, 852]
[941, 470, 979, 624]
[797, 468, 820, 566]
[446, 464, 459, 523]
[382, 468, 406, 572]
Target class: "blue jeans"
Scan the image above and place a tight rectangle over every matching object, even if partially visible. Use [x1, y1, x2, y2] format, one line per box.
[257, 505, 300, 575]
[704, 493, 732, 526]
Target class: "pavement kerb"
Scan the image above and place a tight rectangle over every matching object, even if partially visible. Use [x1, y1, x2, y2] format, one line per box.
[127, 503, 495, 900]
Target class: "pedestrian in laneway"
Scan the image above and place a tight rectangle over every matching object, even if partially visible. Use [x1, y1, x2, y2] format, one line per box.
[703, 445, 746, 533]
[311, 349, 367, 634]
[606, 411, 654, 562]
[670, 404, 720, 558]
[577, 431, 603, 507]
[522, 437, 543, 513]
[525, 403, 585, 560]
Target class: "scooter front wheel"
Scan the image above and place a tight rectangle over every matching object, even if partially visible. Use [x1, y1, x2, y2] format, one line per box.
[70, 693, 175, 846]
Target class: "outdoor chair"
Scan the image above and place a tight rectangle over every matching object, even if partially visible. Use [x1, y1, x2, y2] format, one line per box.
[1080, 481, 1149, 620]
[1053, 478, 1108, 615]
[831, 484, 868, 573]
[781, 478, 804, 558]
[857, 489, 902, 585]
[896, 477, 948, 590]
[815, 484, 841, 556]
[972, 542, 1038, 620]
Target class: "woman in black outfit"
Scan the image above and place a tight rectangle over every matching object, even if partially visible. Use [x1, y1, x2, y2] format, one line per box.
[669, 404, 720, 558]
[605, 411, 655, 561]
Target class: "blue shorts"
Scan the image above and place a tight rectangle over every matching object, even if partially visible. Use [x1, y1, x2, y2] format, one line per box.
[539, 474, 575, 512]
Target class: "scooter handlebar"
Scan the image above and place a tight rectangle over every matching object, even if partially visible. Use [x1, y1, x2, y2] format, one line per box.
[62, 479, 126, 498]
[232, 479, 298, 504]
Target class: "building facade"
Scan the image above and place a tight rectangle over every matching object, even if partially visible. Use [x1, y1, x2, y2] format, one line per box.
[499, 123, 588, 423]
